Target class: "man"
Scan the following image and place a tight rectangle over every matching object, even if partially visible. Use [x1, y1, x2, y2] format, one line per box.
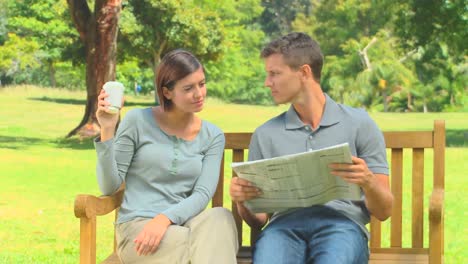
[229, 32, 393, 264]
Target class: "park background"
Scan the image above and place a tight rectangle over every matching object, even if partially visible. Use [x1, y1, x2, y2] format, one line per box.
[0, 0, 466, 263]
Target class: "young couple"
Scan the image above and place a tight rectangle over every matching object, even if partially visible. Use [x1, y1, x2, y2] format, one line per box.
[95, 32, 393, 264]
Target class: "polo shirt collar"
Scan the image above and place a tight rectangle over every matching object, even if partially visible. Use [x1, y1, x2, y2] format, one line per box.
[285, 93, 343, 130]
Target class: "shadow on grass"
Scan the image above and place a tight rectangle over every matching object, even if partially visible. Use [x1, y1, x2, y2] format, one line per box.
[29, 96, 86, 105]
[0, 135, 95, 150]
[446, 129, 468, 147]
[29, 96, 155, 107]
[0, 135, 50, 149]
[54, 137, 95, 150]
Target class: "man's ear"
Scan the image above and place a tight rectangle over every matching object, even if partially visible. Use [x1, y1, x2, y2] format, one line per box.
[162, 87, 172, 100]
[299, 64, 313, 80]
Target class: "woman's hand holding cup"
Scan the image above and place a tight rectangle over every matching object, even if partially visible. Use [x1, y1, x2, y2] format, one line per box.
[97, 81, 125, 140]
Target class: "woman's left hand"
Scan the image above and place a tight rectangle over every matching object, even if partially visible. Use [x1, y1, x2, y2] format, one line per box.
[133, 214, 172, 256]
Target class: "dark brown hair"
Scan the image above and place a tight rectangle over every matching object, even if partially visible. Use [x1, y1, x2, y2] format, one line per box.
[261, 32, 323, 82]
[156, 49, 203, 111]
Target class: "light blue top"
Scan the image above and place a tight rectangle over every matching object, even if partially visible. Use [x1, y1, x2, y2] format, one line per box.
[94, 108, 225, 225]
[248, 94, 388, 237]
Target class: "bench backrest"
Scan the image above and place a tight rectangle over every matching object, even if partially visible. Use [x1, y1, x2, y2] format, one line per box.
[212, 120, 445, 253]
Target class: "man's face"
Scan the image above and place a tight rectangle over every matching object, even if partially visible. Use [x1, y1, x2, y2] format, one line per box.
[264, 54, 302, 104]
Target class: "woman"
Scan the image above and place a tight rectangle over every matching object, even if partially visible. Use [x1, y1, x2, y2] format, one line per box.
[95, 49, 238, 263]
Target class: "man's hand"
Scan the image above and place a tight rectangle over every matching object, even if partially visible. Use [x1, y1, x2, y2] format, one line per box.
[229, 177, 268, 229]
[328, 156, 375, 188]
[329, 156, 393, 220]
[229, 177, 262, 203]
[133, 214, 172, 256]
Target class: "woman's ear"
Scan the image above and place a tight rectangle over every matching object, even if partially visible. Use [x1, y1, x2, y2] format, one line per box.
[162, 87, 172, 100]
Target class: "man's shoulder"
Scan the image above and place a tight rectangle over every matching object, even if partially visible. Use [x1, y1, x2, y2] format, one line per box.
[338, 103, 373, 124]
[337, 103, 382, 134]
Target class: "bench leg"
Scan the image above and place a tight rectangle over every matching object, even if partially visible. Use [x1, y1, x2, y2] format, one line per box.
[80, 217, 97, 264]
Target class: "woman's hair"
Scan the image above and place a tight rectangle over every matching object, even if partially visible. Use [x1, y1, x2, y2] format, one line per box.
[261, 32, 323, 82]
[156, 49, 203, 111]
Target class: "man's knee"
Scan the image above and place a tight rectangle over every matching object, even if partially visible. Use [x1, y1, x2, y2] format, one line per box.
[254, 228, 306, 264]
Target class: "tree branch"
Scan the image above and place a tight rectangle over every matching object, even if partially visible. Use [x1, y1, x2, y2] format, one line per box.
[358, 37, 377, 70]
[67, 0, 92, 42]
[399, 48, 418, 63]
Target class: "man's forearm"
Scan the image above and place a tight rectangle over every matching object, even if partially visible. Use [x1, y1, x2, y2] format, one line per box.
[236, 202, 268, 229]
[363, 174, 393, 221]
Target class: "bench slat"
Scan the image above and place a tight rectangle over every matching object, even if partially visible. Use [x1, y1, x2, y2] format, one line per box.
[412, 148, 425, 248]
[232, 149, 246, 246]
[383, 131, 433, 148]
[370, 216, 382, 248]
[212, 153, 225, 207]
[390, 148, 403, 247]
[225, 133, 252, 149]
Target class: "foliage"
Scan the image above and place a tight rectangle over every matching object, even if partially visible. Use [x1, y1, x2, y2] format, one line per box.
[293, 0, 466, 112]
[394, 0, 468, 57]
[6, 0, 78, 87]
[0, 0, 466, 111]
[0, 0, 7, 44]
[197, 0, 271, 104]
[119, 0, 225, 71]
[116, 58, 154, 96]
[258, 0, 311, 38]
[392, 0, 467, 112]
[294, 0, 397, 56]
[0, 33, 40, 83]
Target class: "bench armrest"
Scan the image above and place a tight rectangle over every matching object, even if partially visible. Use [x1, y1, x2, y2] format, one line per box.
[429, 188, 444, 264]
[74, 185, 125, 219]
[74, 185, 124, 264]
[429, 188, 444, 223]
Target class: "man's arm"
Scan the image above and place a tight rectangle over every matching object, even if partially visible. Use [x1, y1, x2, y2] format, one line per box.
[230, 177, 269, 229]
[361, 172, 393, 220]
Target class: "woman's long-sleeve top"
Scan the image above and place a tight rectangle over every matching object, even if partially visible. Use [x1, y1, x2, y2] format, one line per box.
[94, 108, 225, 225]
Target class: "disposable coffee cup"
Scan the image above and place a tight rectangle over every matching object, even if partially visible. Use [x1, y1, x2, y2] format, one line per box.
[103, 81, 124, 114]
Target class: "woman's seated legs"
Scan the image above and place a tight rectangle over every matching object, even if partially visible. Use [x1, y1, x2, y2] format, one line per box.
[116, 208, 238, 264]
[185, 207, 238, 264]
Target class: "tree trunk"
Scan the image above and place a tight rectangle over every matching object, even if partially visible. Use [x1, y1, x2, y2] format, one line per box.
[382, 89, 388, 112]
[67, 0, 121, 138]
[407, 91, 413, 111]
[48, 61, 56, 87]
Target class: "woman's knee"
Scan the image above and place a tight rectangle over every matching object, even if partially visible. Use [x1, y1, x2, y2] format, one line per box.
[205, 207, 236, 225]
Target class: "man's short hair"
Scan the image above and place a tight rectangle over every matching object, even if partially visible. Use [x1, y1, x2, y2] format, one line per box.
[261, 32, 323, 82]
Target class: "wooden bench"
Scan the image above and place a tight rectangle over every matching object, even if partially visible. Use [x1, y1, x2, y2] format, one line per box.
[74, 120, 445, 264]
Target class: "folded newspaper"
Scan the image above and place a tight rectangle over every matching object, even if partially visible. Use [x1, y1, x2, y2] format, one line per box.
[231, 143, 361, 213]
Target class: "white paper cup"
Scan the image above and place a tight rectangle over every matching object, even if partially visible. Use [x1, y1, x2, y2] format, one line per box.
[103, 81, 124, 114]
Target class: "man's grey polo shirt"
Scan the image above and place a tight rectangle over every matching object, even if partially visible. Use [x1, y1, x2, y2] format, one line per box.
[248, 94, 388, 238]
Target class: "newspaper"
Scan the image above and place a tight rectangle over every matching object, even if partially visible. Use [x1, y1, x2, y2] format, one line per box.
[231, 143, 361, 213]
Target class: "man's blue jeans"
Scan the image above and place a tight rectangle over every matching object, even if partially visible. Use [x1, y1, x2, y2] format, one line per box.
[253, 205, 369, 264]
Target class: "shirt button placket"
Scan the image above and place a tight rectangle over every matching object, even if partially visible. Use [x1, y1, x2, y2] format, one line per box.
[305, 126, 313, 151]
[171, 137, 179, 175]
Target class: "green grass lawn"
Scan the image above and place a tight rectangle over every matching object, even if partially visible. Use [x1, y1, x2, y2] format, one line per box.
[0, 85, 467, 263]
